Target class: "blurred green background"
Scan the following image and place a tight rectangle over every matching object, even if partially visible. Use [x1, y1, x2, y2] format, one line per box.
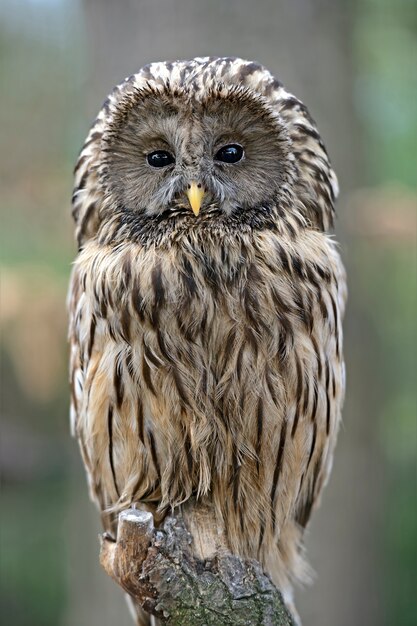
[1, 0, 416, 624]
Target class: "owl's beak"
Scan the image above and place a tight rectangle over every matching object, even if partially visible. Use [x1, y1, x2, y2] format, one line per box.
[186, 182, 205, 216]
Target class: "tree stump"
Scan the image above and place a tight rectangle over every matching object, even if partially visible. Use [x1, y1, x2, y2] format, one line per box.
[100, 502, 295, 625]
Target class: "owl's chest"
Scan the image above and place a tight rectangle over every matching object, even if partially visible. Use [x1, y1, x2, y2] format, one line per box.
[81, 244, 290, 404]
[92, 241, 272, 344]
[80, 234, 312, 391]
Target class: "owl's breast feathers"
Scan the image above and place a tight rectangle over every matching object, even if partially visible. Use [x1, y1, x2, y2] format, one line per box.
[69, 223, 346, 589]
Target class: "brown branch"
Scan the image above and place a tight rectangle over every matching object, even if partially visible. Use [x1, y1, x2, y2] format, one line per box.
[100, 503, 295, 625]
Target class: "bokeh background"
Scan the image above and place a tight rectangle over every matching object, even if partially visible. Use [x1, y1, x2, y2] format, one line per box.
[1, 0, 416, 624]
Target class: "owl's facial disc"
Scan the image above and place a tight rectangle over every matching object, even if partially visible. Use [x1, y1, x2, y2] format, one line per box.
[103, 86, 290, 219]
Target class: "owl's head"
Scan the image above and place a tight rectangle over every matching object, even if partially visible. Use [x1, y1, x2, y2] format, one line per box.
[101, 82, 291, 219]
[73, 58, 338, 246]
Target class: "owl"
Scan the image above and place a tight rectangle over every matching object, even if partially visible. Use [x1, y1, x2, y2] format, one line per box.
[68, 57, 346, 624]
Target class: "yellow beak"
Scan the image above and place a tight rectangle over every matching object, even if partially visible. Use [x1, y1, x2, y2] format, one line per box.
[186, 182, 205, 216]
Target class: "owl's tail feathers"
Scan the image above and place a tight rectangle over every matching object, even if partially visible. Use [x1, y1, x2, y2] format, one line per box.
[265, 521, 314, 587]
[262, 522, 314, 625]
[126, 594, 159, 626]
[283, 597, 302, 626]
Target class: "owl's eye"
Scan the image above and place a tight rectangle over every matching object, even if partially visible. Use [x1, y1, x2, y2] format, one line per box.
[214, 144, 244, 164]
[147, 150, 175, 168]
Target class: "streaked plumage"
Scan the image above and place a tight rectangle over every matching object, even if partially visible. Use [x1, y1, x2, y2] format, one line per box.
[68, 57, 346, 624]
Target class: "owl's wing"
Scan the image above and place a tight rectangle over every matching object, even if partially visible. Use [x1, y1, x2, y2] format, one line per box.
[68, 262, 123, 531]
[68, 248, 167, 535]
[68, 265, 101, 507]
[290, 241, 347, 531]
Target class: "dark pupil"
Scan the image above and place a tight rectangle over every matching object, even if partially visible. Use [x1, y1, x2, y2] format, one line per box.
[215, 144, 243, 163]
[147, 150, 175, 167]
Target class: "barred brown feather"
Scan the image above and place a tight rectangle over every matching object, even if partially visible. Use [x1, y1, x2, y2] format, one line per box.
[68, 57, 346, 623]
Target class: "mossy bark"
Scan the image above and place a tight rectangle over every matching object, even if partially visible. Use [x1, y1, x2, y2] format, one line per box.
[100, 506, 294, 626]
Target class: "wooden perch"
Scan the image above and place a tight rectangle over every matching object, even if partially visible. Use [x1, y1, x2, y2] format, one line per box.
[100, 502, 295, 625]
